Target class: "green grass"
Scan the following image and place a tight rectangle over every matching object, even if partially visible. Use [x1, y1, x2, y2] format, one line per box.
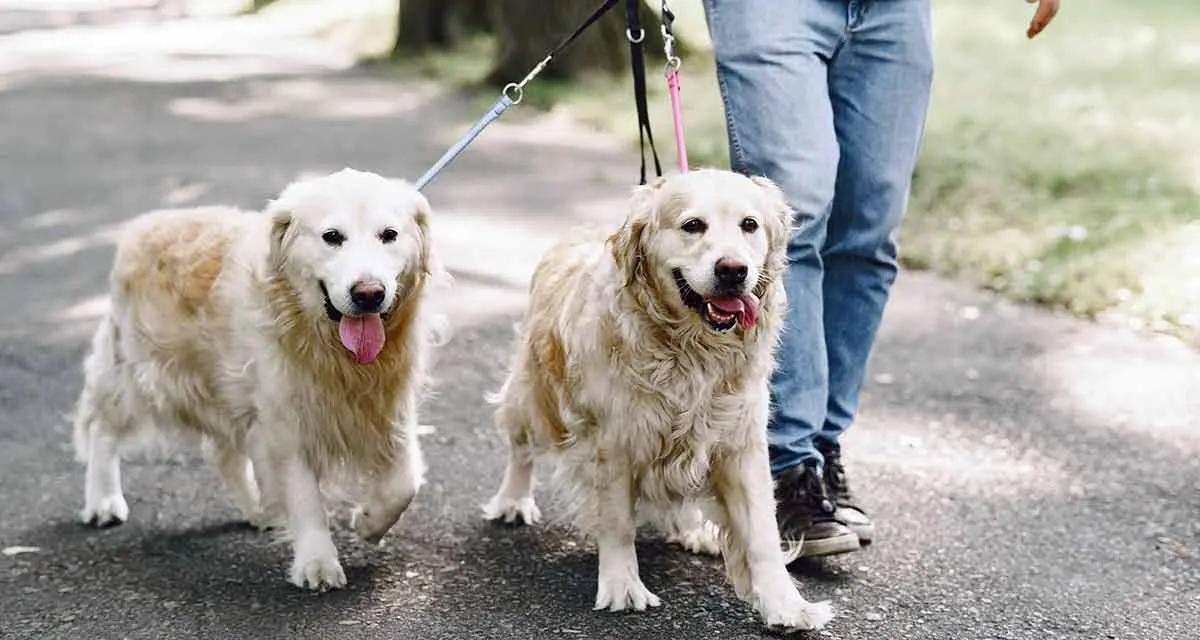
[232, 0, 1200, 342]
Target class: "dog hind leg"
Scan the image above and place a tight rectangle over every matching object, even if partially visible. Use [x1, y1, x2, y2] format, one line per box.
[659, 501, 722, 557]
[207, 438, 264, 528]
[76, 314, 132, 527]
[482, 397, 541, 526]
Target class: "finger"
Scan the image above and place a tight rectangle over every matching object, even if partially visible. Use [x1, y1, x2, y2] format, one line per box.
[1027, 0, 1060, 39]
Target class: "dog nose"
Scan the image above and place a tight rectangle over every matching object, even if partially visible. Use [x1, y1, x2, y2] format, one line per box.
[349, 280, 386, 313]
[713, 258, 748, 289]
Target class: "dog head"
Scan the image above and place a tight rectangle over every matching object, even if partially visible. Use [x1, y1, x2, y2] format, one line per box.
[265, 168, 439, 364]
[609, 169, 793, 334]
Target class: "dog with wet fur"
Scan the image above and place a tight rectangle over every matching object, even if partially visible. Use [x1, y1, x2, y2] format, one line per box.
[482, 168, 833, 631]
[71, 168, 445, 591]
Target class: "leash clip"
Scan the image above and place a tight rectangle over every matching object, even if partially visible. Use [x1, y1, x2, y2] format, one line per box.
[660, 3, 680, 74]
[503, 53, 551, 105]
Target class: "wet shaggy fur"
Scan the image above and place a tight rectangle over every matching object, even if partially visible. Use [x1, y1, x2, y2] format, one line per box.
[71, 168, 446, 591]
[481, 169, 835, 631]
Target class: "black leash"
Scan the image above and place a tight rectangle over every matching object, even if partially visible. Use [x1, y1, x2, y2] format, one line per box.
[416, 0, 622, 190]
[550, 0, 623, 66]
[625, 0, 663, 186]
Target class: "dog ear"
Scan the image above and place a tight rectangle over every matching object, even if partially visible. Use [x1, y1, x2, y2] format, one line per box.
[608, 180, 661, 287]
[266, 199, 294, 274]
[749, 175, 795, 298]
[410, 191, 451, 289]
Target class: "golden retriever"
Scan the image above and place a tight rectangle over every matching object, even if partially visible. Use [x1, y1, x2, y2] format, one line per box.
[481, 168, 833, 631]
[71, 168, 445, 591]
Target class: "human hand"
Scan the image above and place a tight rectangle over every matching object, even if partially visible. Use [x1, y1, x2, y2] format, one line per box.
[1025, 0, 1060, 39]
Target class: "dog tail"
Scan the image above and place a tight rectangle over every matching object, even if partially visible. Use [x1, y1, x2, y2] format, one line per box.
[72, 310, 120, 462]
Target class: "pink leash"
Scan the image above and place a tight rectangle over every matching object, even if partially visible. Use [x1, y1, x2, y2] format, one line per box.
[660, 2, 688, 173]
[666, 65, 688, 173]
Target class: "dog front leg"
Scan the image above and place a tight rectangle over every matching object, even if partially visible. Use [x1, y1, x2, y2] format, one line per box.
[353, 402, 426, 544]
[592, 451, 660, 612]
[271, 449, 345, 591]
[710, 439, 833, 631]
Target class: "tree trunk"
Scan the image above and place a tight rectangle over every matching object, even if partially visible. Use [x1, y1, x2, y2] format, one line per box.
[457, 0, 492, 32]
[485, 0, 670, 87]
[392, 0, 494, 57]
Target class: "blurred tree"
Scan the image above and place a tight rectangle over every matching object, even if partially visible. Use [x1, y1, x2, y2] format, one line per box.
[392, 0, 492, 56]
[485, 0, 673, 87]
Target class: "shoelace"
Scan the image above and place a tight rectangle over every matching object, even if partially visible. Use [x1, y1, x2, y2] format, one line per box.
[822, 449, 861, 509]
[826, 457, 849, 494]
[781, 465, 837, 517]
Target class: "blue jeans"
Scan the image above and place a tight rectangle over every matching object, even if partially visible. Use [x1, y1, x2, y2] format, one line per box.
[702, 0, 934, 476]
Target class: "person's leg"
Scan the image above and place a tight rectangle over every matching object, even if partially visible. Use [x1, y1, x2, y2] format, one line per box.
[702, 0, 859, 558]
[819, 0, 936, 541]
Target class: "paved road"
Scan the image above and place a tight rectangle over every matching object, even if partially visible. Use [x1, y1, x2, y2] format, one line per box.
[2, 6, 1198, 639]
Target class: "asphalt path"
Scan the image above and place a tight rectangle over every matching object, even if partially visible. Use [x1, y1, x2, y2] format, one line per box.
[1, 5, 1198, 639]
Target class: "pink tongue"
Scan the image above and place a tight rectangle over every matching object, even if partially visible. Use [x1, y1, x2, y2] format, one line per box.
[338, 314, 386, 364]
[708, 295, 759, 329]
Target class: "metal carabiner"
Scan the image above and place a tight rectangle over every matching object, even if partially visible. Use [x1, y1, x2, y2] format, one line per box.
[502, 54, 552, 105]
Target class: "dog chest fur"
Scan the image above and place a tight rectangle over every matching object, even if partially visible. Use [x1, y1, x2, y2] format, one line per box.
[517, 235, 777, 505]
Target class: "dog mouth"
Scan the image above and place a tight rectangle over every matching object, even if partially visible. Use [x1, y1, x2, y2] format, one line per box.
[672, 268, 759, 333]
[320, 281, 343, 322]
[319, 281, 391, 323]
[319, 281, 390, 365]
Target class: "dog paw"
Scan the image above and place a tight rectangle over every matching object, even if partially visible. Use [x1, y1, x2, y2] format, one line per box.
[289, 547, 346, 591]
[593, 574, 662, 612]
[481, 494, 541, 526]
[80, 494, 129, 527]
[351, 506, 395, 545]
[759, 595, 834, 631]
[668, 520, 722, 556]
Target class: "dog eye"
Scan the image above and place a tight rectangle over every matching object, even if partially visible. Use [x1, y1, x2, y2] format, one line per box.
[379, 228, 398, 244]
[321, 230, 345, 247]
[740, 217, 759, 233]
[681, 218, 707, 234]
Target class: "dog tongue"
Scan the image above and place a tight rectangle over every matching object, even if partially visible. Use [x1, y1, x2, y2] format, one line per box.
[338, 314, 386, 364]
[708, 294, 759, 329]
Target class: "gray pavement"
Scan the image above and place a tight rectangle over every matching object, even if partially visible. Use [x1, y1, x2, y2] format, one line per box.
[2, 6, 1198, 639]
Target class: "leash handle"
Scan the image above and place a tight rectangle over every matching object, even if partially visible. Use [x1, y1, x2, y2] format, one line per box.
[626, 0, 663, 185]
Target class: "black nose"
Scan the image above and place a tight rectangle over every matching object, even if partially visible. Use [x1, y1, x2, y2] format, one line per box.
[350, 281, 386, 313]
[713, 258, 748, 290]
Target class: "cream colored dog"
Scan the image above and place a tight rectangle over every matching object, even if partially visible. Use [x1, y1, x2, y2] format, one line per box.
[72, 168, 444, 591]
[482, 168, 834, 631]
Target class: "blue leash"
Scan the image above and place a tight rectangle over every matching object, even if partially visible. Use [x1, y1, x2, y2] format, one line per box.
[413, 91, 516, 192]
[413, 0, 622, 192]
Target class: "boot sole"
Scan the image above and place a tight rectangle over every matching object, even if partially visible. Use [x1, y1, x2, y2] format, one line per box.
[847, 521, 874, 545]
[799, 531, 862, 558]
